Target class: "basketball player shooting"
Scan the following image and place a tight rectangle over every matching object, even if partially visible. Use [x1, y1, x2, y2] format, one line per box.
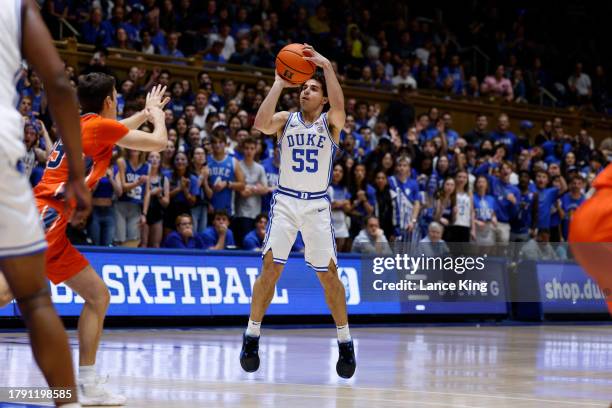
[0, 74, 169, 406]
[240, 44, 356, 378]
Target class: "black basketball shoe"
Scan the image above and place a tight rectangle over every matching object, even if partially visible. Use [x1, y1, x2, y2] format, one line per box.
[336, 340, 356, 379]
[240, 333, 260, 373]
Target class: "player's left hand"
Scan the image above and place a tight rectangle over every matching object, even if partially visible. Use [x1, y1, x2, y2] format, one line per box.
[146, 84, 170, 111]
[65, 178, 92, 228]
[302, 43, 329, 67]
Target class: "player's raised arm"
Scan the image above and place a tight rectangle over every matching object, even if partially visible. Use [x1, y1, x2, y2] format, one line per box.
[253, 72, 294, 135]
[120, 84, 170, 130]
[116, 107, 168, 152]
[302, 43, 346, 141]
[22, 0, 91, 220]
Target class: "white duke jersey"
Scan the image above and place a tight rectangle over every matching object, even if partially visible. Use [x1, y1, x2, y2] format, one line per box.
[0, 0, 26, 163]
[278, 111, 338, 193]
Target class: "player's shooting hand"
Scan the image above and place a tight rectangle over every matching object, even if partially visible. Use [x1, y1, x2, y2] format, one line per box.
[146, 84, 171, 111]
[65, 178, 92, 228]
[302, 43, 329, 67]
[274, 71, 299, 89]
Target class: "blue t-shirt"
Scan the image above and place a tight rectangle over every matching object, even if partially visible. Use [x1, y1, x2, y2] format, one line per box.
[511, 190, 537, 234]
[207, 154, 235, 214]
[119, 161, 150, 204]
[491, 130, 519, 159]
[353, 184, 376, 216]
[388, 175, 420, 230]
[162, 231, 204, 249]
[536, 187, 560, 229]
[169, 173, 200, 204]
[561, 192, 585, 240]
[242, 230, 263, 250]
[474, 194, 498, 221]
[488, 177, 520, 223]
[199, 226, 236, 249]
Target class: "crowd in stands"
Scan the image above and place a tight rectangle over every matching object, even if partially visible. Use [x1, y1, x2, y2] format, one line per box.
[42, 1, 612, 111]
[16, 53, 610, 259]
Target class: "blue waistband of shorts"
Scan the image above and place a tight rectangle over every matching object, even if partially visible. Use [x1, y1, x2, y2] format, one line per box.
[277, 185, 328, 200]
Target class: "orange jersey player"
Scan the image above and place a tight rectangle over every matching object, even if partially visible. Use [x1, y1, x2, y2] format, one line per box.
[2, 73, 168, 407]
[569, 164, 612, 315]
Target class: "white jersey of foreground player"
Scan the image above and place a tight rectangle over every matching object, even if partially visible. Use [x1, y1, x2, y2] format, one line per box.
[277, 111, 338, 194]
[0, 0, 28, 163]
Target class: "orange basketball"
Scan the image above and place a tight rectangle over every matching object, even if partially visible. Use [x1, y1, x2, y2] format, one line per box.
[275, 43, 316, 85]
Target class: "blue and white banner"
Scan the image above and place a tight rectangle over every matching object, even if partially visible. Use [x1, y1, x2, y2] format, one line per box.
[0, 247, 513, 317]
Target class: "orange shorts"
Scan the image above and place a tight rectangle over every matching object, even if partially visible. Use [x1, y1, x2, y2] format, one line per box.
[37, 199, 90, 284]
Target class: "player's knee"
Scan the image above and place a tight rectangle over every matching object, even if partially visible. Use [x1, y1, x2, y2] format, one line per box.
[84, 286, 110, 312]
[15, 287, 53, 316]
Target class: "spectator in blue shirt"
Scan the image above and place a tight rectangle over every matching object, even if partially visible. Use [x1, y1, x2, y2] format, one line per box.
[488, 161, 520, 243]
[440, 55, 465, 95]
[491, 113, 519, 159]
[560, 175, 586, 241]
[200, 210, 236, 250]
[534, 170, 567, 233]
[81, 6, 112, 47]
[102, 5, 127, 41]
[473, 175, 498, 246]
[204, 41, 227, 64]
[159, 32, 186, 62]
[510, 171, 539, 242]
[162, 214, 204, 249]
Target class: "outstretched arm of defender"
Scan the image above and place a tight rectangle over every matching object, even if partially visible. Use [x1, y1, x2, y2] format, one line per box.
[253, 72, 296, 135]
[303, 44, 346, 141]
[117, 107, 168, 152]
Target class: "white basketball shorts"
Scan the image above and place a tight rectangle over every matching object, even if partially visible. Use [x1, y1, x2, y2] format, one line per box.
[0, 155, 47, 258]
[262, 189, 337, 272]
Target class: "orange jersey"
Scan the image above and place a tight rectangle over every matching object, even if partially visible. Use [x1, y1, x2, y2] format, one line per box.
[34, 114, 129, 202]
[592, 164, 612, 190]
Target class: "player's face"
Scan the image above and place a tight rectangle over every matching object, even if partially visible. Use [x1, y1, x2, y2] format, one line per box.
[300, 79, 327, 113]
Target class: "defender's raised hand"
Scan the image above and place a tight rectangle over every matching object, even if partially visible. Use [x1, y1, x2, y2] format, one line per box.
[146, 84, 170, 111]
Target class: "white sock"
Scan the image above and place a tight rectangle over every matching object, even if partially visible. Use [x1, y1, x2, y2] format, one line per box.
[60, 403, 82, 408]
[246, 319, 261, 337]
[337, 324, 352, 343]
[78, 364, 96, 383]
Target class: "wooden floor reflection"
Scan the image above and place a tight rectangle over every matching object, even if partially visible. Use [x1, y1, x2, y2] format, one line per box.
[1, 325, 611, 407]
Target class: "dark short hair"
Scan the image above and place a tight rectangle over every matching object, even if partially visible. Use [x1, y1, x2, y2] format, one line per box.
[175, 213, 192, 227]
[255, 213, 268, 224]
[241, 136, 257, 147]
[310, 70, 327, 97]
[210, 131, 226, 143]
[364, 215, 379, 227]
[213, 209, 230, 221]
[77, 72, 116, 114]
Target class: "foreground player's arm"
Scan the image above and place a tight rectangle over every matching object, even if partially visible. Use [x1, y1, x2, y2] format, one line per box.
[303, 44, 346, 144]
[117, 107, 168, 152]
[253, 73, 294, 135]
[22, 0, 91, 222]
[120, 85, 170, 130]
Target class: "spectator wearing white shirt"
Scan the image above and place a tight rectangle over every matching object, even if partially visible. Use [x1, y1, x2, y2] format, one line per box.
[392, 63, 417, 89]
[193, 91, 217, 130]
[568, 62, 592, 105]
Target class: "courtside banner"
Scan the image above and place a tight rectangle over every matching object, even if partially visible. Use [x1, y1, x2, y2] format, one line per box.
[48, 247, 403, 317]
[536, 262, 609, 314]
[0, 247, 513, 317]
